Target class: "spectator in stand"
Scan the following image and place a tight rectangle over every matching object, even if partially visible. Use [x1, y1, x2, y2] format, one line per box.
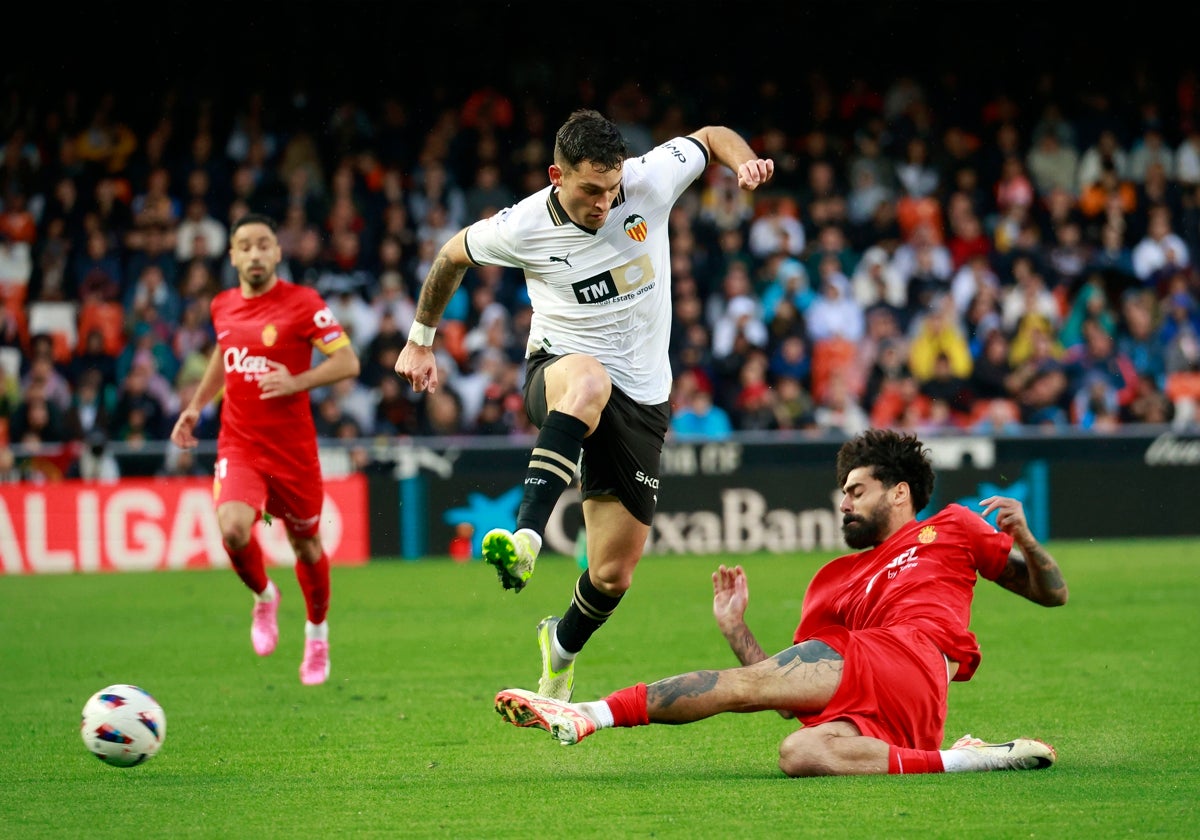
[747, 195, 806, 264]
[1076, 129, 1130, 194]
[992, 155, 1035, 220]
[123, 223, 178, 296]
[969, 328, 1016, 402]
[768, 333, 811, 385]
[465, 161, 517, 222]
[806, 269, 864, 344]
[175, 196, 227, 265]
[1175, 127, 1200, 188]
[1134, 161, 1185, 237]
[812, 370, 871, 436]
[1025, 129, 1079, 200]
[1045, 219, 1091, 299]
[771, 375, 816, 430]
[21, 343, 72, 413]
[1086, 221, 1137, 291]
[864, 340, 916, 426]
[970, 396, 1022, 434]
[72, 227, 122, 301]
[892, 222, 952, 293]
[670, 369, 733, 441]
[1115, 289, 1167, 387]
[1001, 258, 1061, 336]
[1128, 123, 1175, 185]
[1058, 276, 1115, 349]
[894, 135, 940, 201]
[1122, 372, 1174, 425]
[758, 254, 813, 323]
[711, 295, 768, 361]
[802, 223, 857, 285]
[851, 245, 906, 312]
[907, 297, 973, 385]
[1131, 204, 1190, 290]
[945, 204, 991, 273]
[846, 161, 894, 233]
[124, 262, 183, 328]
[1160, 286, 1200, 373]
[950, 252, 1001, 321]
[10, 385, 69, 445]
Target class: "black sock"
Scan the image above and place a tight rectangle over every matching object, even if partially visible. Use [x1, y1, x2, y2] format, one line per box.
[556, 571, 623, 655]
[516, 410, 587, 534]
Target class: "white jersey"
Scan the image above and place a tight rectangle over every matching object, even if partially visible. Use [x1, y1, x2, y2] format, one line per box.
[464, 136, 709, 404]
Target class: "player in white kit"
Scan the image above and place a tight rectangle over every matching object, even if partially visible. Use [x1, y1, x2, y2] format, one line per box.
[395, 109, 773, 699]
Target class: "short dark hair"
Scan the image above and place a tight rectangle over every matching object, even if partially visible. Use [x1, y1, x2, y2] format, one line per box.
[554, 109, 629, 173]
[836, 429, 935, 514]
[230, 212, 278, 236]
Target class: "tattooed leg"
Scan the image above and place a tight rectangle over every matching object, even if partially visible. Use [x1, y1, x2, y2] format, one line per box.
[646, 640, 844, 724]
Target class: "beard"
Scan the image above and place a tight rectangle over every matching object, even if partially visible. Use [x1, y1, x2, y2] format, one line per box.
[842, 501, 889, 549]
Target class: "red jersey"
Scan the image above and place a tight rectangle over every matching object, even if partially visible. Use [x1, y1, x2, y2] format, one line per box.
[794, 504, 1012, 682]
[210, 279, 350, 472]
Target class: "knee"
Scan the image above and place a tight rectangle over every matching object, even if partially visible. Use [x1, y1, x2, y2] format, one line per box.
[554, 365, 611, 425]
[220, 522, 253, 550]
[587, 565, 633, 596]
[290, 535, 322, 563]
[778, 732, 829, 778]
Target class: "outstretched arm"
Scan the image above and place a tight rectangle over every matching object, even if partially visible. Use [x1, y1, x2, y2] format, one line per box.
[688, 126, 774, 191]
[713, 565, 767, 665]
[980, 496, 1069, 607]
[393, 227, 472, 394]
[170, 347, 224, 449]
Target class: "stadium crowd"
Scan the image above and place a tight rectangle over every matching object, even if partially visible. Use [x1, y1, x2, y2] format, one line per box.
[2, 58, 1200, 480]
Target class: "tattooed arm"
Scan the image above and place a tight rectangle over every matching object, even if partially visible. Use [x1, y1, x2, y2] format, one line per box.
[979, 495, 1069, 607]
[712, 565, 769, 665]
[393, 228, 471, 394]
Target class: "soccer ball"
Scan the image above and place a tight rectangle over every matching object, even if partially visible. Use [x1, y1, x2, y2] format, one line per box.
[80, 684, 166, 767]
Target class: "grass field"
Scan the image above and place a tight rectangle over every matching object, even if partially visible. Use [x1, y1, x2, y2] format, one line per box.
[1, 538, 1197, 839]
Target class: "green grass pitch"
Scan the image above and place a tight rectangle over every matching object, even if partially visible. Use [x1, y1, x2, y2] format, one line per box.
[1, 538, 1197, 838]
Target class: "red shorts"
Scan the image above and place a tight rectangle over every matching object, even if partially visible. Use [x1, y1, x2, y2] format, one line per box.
[797, 625, 950, 750]
[213, 446, 324, 539]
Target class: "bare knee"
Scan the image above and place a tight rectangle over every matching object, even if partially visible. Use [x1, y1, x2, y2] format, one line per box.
[778, 722, 885, 778]
[779, 730, 834, 778]
[547, 358, 611, 430]
[289, 534, 323, 564]
[217, 503, 257, 550]
[219, 520, 254, 550]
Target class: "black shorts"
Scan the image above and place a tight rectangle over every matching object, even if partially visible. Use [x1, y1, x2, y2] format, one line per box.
[524, 351, 670, 526]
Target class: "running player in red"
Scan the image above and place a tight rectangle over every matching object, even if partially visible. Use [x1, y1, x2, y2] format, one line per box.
[495, 429, 1070, 776]
[171, 213, 360, 686]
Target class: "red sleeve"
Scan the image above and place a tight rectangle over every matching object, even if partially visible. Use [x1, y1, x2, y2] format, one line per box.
[953, 504, 1013, 581]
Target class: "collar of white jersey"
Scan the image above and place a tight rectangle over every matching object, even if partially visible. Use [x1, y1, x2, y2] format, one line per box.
[546, 184, 627, 234]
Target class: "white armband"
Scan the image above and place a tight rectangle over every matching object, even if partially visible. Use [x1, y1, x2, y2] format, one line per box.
[408, 320, 437, 347]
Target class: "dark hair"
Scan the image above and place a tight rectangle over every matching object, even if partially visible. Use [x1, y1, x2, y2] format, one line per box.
[230, 212, 278, 236]
[835, 429, 935, 514]
[554, 109, 628, 173]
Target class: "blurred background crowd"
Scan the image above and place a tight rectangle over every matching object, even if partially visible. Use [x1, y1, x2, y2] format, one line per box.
[2, 7, 1199, 481]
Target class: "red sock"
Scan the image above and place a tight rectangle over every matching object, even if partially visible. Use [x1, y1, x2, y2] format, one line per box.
[604, 683, 649, 727]
[294, 552, 330, 624]
[225, 540, 268, 595]
[887, 746, 945, 774]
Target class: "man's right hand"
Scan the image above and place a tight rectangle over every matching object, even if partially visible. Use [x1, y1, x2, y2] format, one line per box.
[170, 408, 200, 449]
[394, 343, 439, 393]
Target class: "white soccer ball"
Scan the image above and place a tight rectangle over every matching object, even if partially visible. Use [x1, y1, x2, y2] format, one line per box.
[80, 684, 167, 767]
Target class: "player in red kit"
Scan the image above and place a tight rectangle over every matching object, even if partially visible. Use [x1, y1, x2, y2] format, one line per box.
[495, 429, 1070, 776]
[170, 213, 360, 686]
